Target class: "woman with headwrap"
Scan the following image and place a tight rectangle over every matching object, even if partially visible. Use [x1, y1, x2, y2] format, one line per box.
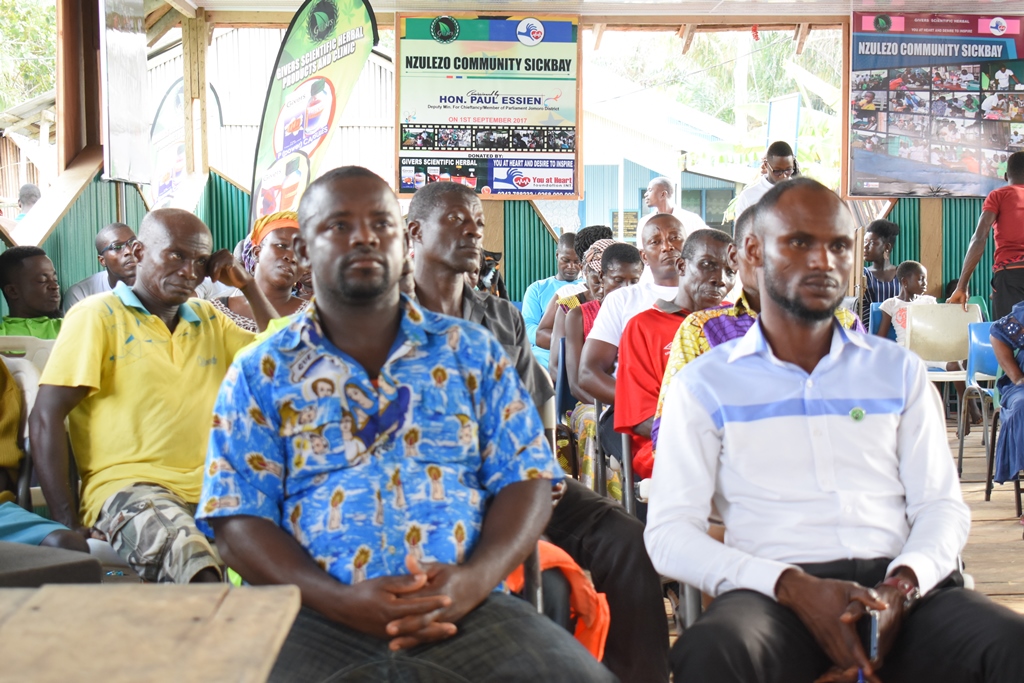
[548, 239, 615, 380]
[212, 211, 310, 332]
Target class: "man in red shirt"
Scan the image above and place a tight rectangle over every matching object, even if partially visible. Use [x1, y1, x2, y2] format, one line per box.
[950, 151, 1024, 318]
[615, 229, 736, 480]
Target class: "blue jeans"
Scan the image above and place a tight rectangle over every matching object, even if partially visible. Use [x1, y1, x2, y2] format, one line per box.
[269, 592, 618, 682]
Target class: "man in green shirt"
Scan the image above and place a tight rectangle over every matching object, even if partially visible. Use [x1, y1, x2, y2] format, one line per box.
[0, 246, 63, 339]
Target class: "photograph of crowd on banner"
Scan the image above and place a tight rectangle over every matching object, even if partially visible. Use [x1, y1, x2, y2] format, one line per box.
[396, 14, 581, 198]
[850, 12, 1024, 196]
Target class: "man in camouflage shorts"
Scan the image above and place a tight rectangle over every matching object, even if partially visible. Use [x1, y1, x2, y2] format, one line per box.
[31, 209, 277, 583]
[93, 484, 221, 582]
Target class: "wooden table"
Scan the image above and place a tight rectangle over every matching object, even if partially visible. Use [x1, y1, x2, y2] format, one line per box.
[0, 584, 300, 682]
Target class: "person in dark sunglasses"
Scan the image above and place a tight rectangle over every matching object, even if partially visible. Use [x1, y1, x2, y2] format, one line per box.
[63, 223, 139, 312]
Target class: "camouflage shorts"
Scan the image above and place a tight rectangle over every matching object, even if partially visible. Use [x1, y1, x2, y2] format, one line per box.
[94, 483, 222, 583]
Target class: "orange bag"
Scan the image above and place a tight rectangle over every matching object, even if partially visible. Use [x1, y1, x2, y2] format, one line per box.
[506, 540, 611, 661]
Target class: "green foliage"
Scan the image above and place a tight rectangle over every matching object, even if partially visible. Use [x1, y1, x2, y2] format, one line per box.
[0, 0, 56, 111]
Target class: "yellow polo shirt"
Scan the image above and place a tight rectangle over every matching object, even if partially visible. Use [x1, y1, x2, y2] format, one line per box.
[40, 283, 254, 525]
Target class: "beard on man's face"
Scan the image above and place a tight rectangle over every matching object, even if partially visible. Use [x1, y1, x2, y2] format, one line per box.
[333, 258, 392, 301]
[762, 261, 843, 322]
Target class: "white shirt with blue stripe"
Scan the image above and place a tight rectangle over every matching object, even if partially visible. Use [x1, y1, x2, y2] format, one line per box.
[645, 319, 970, 600]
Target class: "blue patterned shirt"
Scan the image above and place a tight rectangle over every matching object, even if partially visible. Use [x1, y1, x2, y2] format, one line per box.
[197, 296, 559, 585]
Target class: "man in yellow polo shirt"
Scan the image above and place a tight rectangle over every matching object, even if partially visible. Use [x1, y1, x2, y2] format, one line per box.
[30, 208, 276, 583]
[0, 246, 63, 339]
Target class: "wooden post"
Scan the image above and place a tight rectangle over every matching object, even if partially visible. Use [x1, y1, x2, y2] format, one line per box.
[56, 0, 83, 172]
[482, 200, 506, 277]
[920, 198, 944, 299]
[181, 9, 209, 174]
[839, 16, 851, 198]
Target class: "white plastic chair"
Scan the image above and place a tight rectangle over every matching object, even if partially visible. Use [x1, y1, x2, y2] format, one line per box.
[0, 336, 56, 373]
[906, 304, 983, 422]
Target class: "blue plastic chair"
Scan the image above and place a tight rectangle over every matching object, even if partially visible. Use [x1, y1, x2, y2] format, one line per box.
[869, 302, 898, 341]
[512, 301, 523, 311]
[957, 322, 1001, 494]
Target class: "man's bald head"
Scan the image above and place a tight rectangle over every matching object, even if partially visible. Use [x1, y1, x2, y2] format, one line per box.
[138, 209, 211, 249]
[132, 209, 214, 306]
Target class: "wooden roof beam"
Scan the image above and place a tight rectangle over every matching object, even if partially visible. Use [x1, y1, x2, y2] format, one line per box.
[794, 23, 811, 55]
[145, 4, 171, 30]
[164, 0, 195, 19]
[148, 8, 180, 47]
[593, 23, 606, 50]
[678, 24, 697, 54]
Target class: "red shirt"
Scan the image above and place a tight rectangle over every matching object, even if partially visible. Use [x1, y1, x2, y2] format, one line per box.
[614, 302, 690, 479]
[983, 185, 1024, 269]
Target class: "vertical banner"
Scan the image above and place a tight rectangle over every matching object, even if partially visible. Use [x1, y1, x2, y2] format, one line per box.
[850, 12, 1024, 196]
[250, 0, 378, 227]
[396, 14, 582, 199]
[99, 0, 150, 183]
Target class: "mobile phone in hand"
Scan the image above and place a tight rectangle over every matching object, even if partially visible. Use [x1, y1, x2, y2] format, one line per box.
[857, 609, 880, 661]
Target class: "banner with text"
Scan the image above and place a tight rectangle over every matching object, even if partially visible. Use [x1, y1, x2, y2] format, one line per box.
[850, 12, 1024, 197]
[250, 0, 377, 227]
[396, 14, 581, 198]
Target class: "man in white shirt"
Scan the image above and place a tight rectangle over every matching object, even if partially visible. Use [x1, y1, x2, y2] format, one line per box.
[637, 177, 708, 239]
[635, 178, 708, 286]
[62, 223, 138, 312]
[732, 141, 797, 219]
[579, 214, 684, 458]
[993, 64, 1019, 91]
[981, 92, 1005, 116]
[647, 177, 1024, 683]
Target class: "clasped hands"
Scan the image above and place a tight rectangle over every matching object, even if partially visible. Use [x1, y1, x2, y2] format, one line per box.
[776, 569, 909, 683]
[342, 554, 489, 651]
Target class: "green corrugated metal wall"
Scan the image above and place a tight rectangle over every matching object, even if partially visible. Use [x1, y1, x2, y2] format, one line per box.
[943, 197, 993, 301]
[195, 171, 252, 252]
[887, 198, 920, 264]
[504, 200, 557, 302]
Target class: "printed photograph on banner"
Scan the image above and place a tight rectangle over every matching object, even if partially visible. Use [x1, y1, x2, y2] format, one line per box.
[437, 127, 472, 148]
[982, 149, 1011, 177]
[850, 10, 1024, 196]
[932, 117, 980, 144]
[853, 70, 888, 90]
[931, 64, 982, 91]
[272, 77, 337, 158]
[851, 89, 888, 112]
[981, 60, 1024, 91]
[401, 127, 436, 148]
[888, 67, 931, 90]
[398, 158, 487, 192]
[396, 13, 580, 198]
[1010, 123, 1024, 149]
[889, 91, 930, 115]
[854, 109, 885, 132]
[254, 153, 311, 219]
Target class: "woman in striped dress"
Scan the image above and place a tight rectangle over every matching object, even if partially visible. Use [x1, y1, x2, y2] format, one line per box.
[862, 219, 901, 326]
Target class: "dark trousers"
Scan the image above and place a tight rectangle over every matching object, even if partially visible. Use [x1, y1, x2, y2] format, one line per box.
[270, 592, 617, 682]
[671, 558, 1024, 683]
[991, 267, 1024, 320]
[546, 478, 669, 683]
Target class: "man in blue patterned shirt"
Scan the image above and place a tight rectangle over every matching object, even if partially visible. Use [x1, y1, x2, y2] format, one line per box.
[197, 167, 614, 682]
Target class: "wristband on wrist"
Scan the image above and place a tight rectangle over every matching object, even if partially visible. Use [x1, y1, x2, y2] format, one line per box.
[881, 575, 921, 611]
